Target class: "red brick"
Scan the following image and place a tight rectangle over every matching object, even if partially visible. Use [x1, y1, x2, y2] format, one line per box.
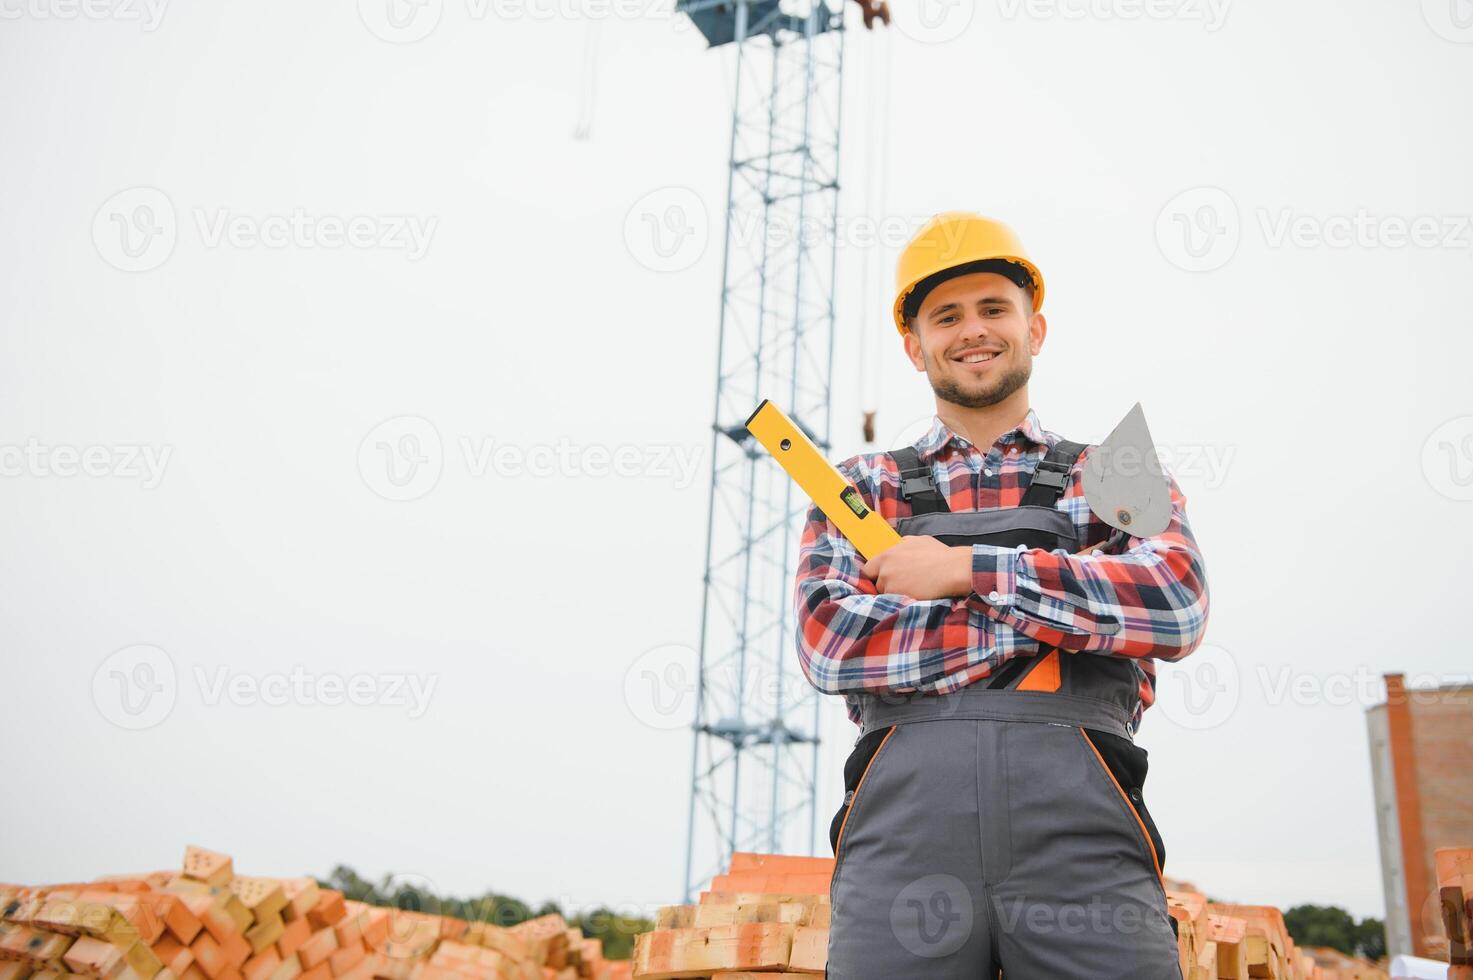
[327, 943, 363, 978]
[295, 932, 337, 972]
[241, 949, 281, 980]
[275, 920, 309, 963]
[305, 897, 344, 933]
[190, 935, 227, 980]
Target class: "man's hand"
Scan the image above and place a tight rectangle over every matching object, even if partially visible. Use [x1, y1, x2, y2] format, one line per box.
[860, 536, 973, 600]
[859, 535, 1117, 601]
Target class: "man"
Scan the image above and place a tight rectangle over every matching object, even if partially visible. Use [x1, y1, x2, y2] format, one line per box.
[793, 211, 1209, 979]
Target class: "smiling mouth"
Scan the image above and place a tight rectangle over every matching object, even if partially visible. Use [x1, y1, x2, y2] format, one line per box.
[952, 349, 1003, 366]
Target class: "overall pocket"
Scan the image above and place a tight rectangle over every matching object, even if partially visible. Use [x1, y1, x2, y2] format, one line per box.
[829, 725, 897, 858]
[1077, 727, 1166, 877]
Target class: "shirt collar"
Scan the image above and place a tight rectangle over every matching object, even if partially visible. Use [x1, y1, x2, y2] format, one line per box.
[914, 407, 1052, 461]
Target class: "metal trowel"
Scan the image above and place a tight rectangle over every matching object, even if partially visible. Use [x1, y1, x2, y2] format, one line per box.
[1082, 402, 1173, 537]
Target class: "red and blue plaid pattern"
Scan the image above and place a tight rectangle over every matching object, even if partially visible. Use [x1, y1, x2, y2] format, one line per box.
[794, 408, 1210, 733]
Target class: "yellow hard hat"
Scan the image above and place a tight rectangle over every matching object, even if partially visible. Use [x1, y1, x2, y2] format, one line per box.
[892, 212, 1044, 335]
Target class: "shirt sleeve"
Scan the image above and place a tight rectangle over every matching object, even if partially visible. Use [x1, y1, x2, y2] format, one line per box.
[792, 459, 989, 697]
[964, 463, 1209, 662]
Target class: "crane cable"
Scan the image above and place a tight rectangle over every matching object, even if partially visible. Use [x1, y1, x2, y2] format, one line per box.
[573, 19, 603, 141]
[858, 23, 893, 443]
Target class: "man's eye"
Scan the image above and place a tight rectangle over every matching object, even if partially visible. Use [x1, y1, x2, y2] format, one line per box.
[985, 307, 1004, 316]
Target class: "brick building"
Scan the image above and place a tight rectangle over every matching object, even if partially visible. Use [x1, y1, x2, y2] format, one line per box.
[1365, 673, 1473, 958]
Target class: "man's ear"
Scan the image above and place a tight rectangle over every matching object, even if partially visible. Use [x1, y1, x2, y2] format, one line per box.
[903, 325, 926, 371]
[1028, 311, 1048, 356]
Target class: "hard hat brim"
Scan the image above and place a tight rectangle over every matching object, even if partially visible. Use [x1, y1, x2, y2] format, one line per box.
[893, 256, 1045, 335]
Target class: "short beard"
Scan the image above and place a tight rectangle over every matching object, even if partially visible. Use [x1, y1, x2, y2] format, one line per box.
[926, 353, 1032, 409]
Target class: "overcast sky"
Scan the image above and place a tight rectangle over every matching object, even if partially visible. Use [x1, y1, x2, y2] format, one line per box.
[2, 0, 1471, 928]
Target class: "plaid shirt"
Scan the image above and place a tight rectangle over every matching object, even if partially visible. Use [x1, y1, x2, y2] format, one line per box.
[793, 407, 1209, 734]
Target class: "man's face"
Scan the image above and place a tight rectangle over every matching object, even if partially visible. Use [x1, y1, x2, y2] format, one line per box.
[903, 271, 1047, 409]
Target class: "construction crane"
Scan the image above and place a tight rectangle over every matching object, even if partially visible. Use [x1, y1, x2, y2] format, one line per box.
[678, 0, 889, 902]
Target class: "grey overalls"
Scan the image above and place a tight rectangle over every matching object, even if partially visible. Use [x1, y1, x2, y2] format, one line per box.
[824, 439, 1182, 980]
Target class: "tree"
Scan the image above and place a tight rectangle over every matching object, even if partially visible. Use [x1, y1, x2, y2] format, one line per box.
[1283, 904, 1386, 960]
[1354, 917, 1387, 961]
[314, 866, 651, 961]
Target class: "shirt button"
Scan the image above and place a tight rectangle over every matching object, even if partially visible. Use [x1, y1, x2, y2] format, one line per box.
[983, 468, 994, 477]
[988, 591, 1001, 603]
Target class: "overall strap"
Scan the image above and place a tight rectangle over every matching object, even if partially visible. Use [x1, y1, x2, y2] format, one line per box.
[889, 447, 950, 516]
[990, 437, 1087, 691]
[1018, 438, 1087, 508]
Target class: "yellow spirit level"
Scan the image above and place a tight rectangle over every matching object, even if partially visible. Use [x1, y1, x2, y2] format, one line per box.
[745, 399, 901, 561]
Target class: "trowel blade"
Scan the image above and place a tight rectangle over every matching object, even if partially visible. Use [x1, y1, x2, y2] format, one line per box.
[1082, 402, 1173, 537]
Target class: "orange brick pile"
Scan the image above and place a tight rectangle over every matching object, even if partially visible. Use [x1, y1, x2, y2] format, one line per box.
[1165, 888, 1385, 980]
[1437, 846, 1473, 980]
[0, 846, 630, 980]
[631, 855, 1392, 979]
[632, 855, 830, 978]
[1300, 945, 1389, 979]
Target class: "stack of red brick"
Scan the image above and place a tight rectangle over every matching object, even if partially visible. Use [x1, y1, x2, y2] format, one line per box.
[1437, 847, 1473, 980]
[0, 847, 630, 980]
[631, 855, 1393, 979]
[632, 855, 831, 978]
[1165, 888, 1386, 980]
[1300, 945, 1390, 980]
